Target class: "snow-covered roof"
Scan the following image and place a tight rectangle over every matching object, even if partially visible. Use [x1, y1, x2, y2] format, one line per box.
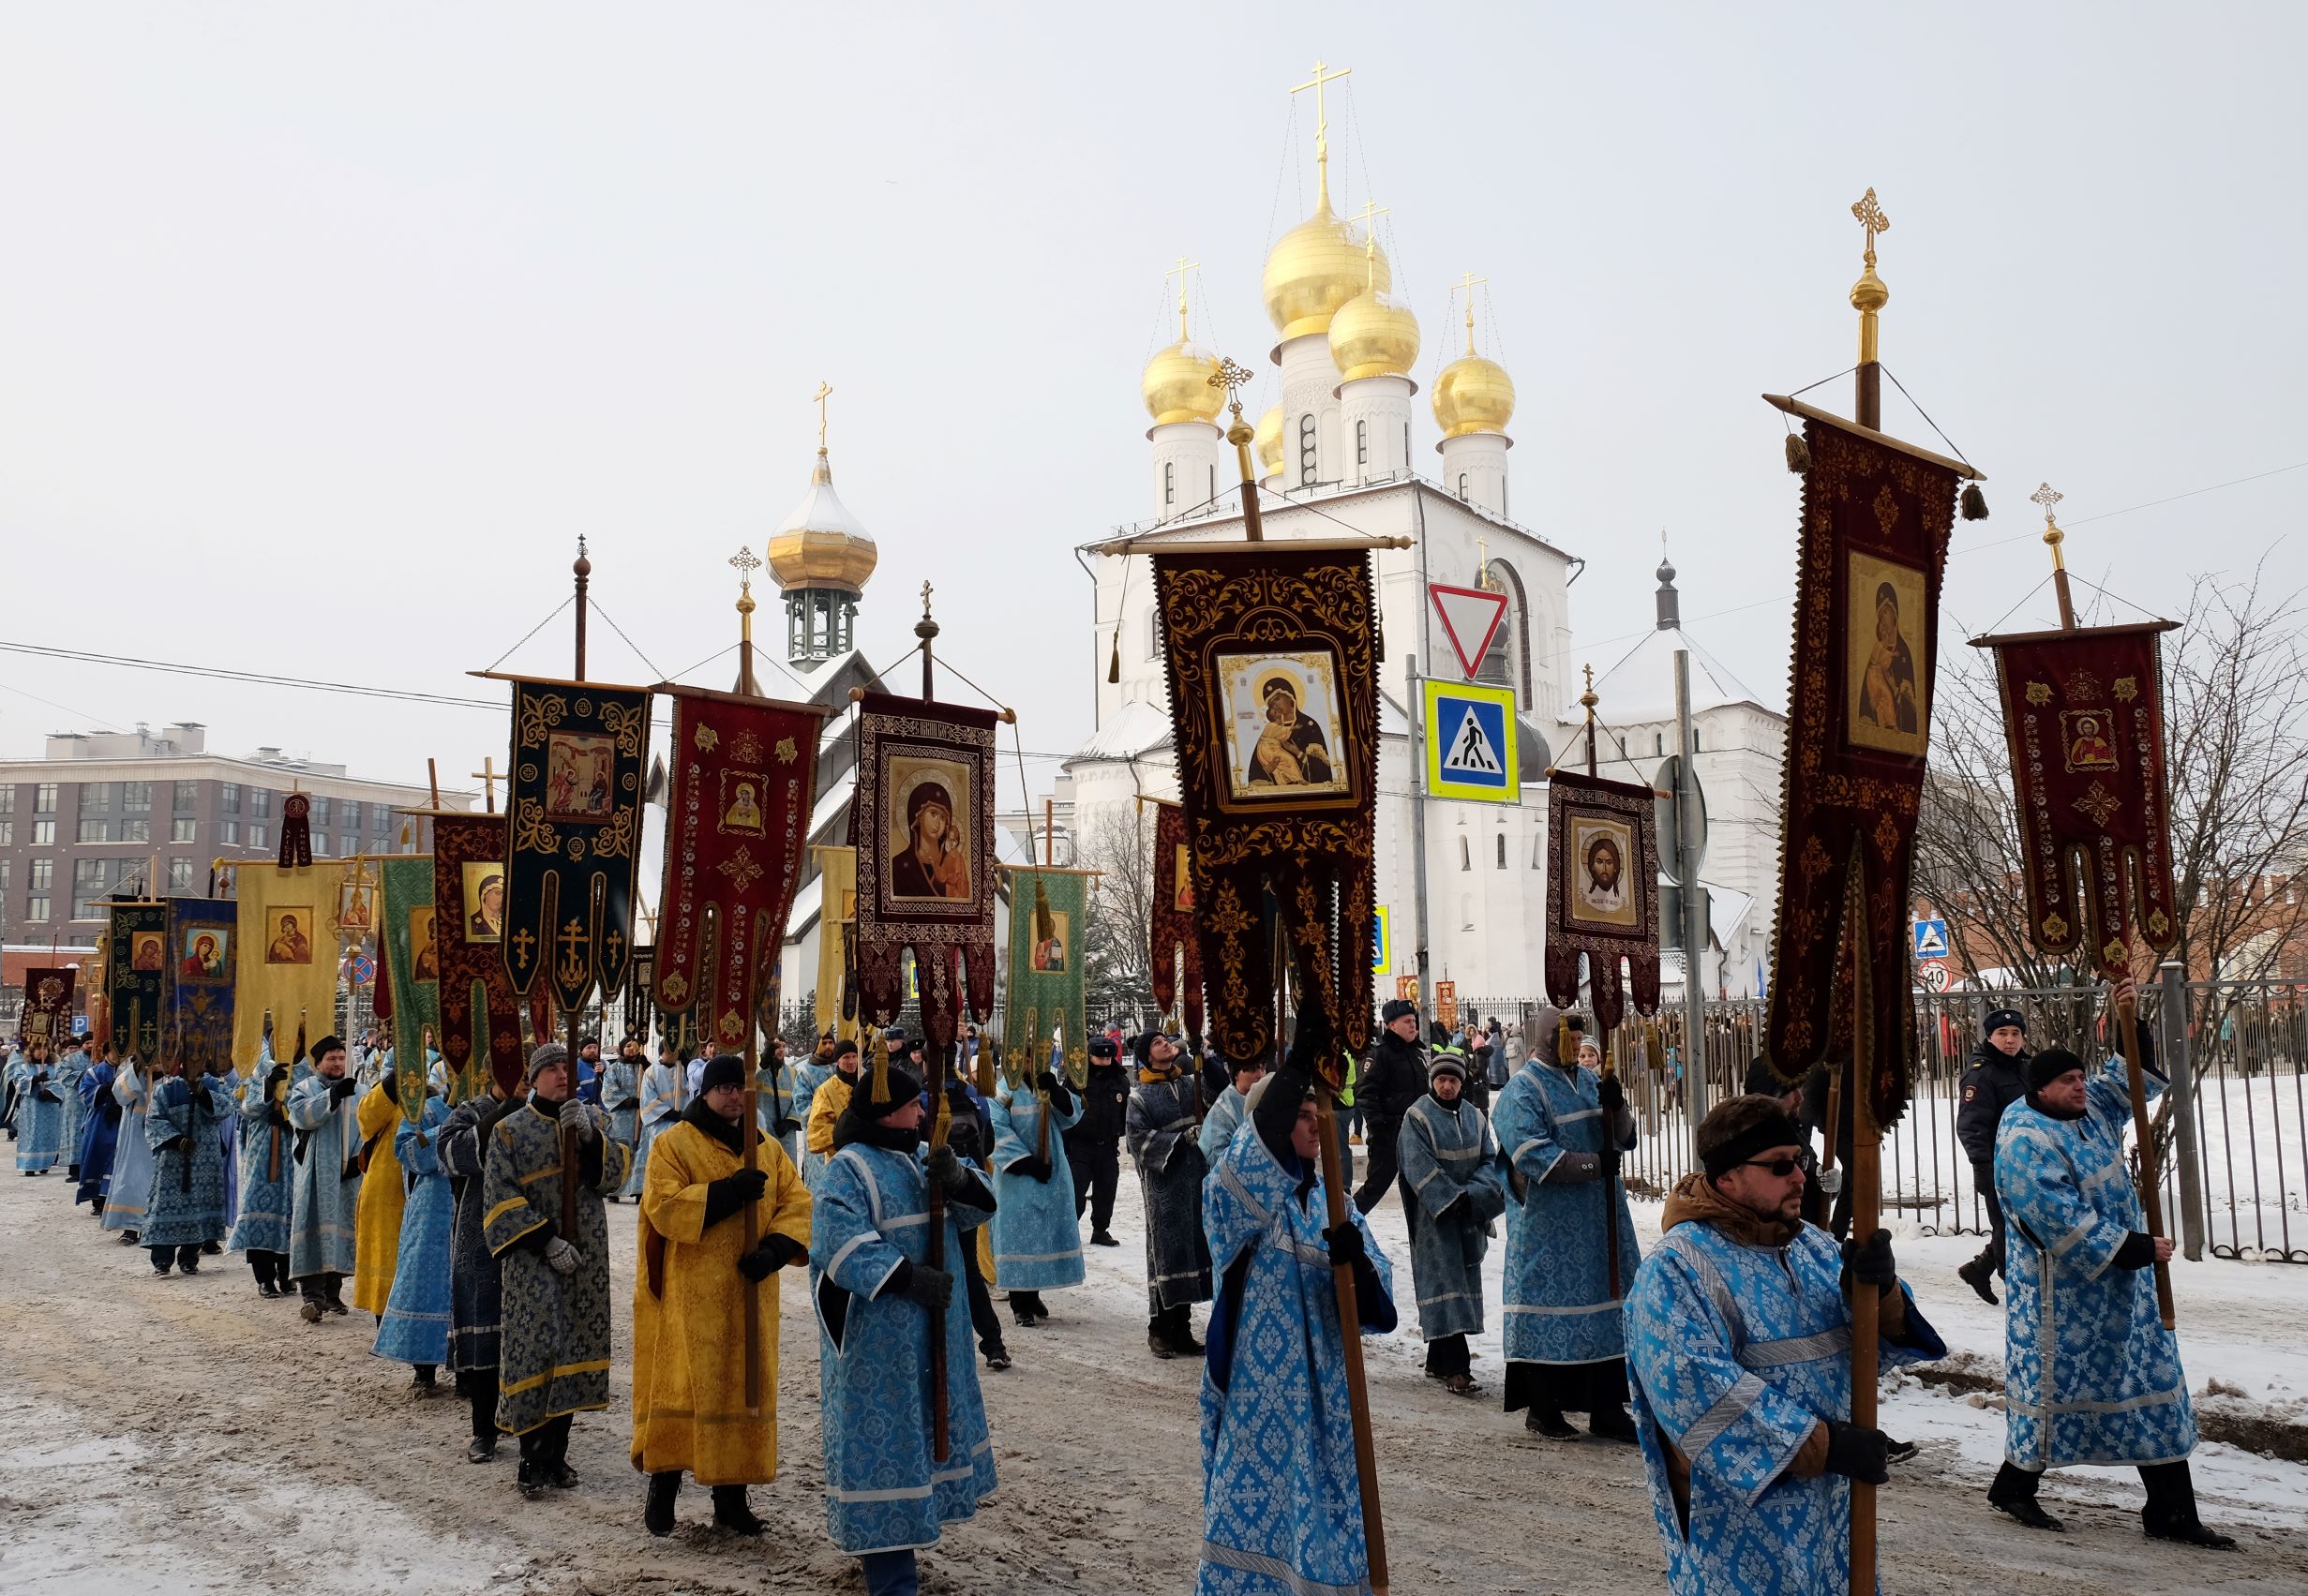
[784, 873, 822, 942]
[806, 772, 853, 842]
[1591, 627, 1778, 723]
[1071, 698, 1174, 763]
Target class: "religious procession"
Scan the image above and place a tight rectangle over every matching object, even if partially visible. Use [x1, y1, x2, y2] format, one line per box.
[5, 16, 2307, 1596]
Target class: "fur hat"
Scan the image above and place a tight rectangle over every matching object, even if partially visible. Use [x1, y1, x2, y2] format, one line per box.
[1984, 1007, 2026, 1039]
[1696, 1093, 1806, 1180]
[1381, 997, 1417, 1025]
[2028, 1046, 2085, 1093]
[1088, 1037, 1118, 1061]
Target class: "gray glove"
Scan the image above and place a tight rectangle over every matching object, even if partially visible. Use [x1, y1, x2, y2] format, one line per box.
[1546, 1152, 1602, 1184]
[544, 1236, 582, 1275]
[562, 1104, 599, 1144]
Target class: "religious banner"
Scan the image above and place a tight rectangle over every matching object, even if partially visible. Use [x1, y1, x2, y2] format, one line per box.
[1543, 770, 1664, 1032]
[622, 945, 654, 1043]
[375, 854, 440, 1118]
[1001, 866, 1091, 1087]
[496, 676, 652, 1011]
[17, 966, 76, 1049]
[1146, 800, 1205, 1039]
[1977, 620, 2180, 977]
[1151, 542, 1381, 1086]
[107, 900, 169, 1061]
[432, 812, 530, 1099]
[811, 844, 861, 1043]
[1764, 415, 1961, 1126]
[85, 922, 112, 1063]
[167, 898, 237, 1075]
[230, 858, 352, 1075]
[651, 685, 824, 1054]
[848, 691, 998, 1052]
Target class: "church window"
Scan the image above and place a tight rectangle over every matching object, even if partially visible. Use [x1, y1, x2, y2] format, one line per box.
[1298, 415, 1317, 485]
[1356, 420, 1368, 468]
[1495, 832, 1506, 869]
[1459, 835, 1471, 871]
[1147, 608, 1161, 661]
[1655, 733, 1664, 757]
[1692, 728, 1701, 753]
[1163, 461, 1174, 509]
[1209, 464, 1216, 502]
[1457, 472, 1468, 500]
[1502, 477, 1508, 517]
[1402, 423, 1410, 467]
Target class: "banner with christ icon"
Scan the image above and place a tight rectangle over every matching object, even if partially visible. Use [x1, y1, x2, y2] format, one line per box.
[849, 691, 998, 1052]
[108, 900, 169, 1061]
[431, 812, 533, 1099]
[494, 676, 652, 1011]
[374, 854, 440, 1118]
[1543, 770, 1663, 1032]
[1763, 414, 1962, 1128]
[1151, 542, 1381, 1088]
[1977, 619, 2180, 977]
[167, 898, 236, 1075]
[1001, 866, 1091, 1087]
[652, 685, 824, 1054]
[1146, 799, 1205, 1039]
[230, 858, 353, 1075]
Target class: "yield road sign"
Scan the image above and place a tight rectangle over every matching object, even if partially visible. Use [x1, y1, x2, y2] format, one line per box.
[1429, 583, 1509, 679]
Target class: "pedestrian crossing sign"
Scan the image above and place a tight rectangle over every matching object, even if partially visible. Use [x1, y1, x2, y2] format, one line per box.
[1422, 679, 1519, 801]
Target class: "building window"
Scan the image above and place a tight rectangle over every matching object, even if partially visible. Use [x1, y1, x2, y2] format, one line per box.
[312, 834, 329, 857]
[339, 835, 356, 858]
[1356, 419, 1368, 468]
[76, 816, 113, 844]
[25, 895, 49, 921]
[1163, 461, 1175, 509]
[118, 817, 149, 843]
[172, 817, 197, 843]
[123, 782, 151, 814]
[32, 819, 54, 844]
[1209, 464, 1216, 502]
[343, 800, 362, 831]
[35, 783, 57, 813]
[80, 782, 112, 813]
[1496, 832, 1507, 869]
[1298, 414, 1317, 486]
[1457, 472, 1468, 500]
[252, 788, 272, 818]
[1654, 732, 1664, 757]
[310, 796, 331, 828]
[1402, 423, 1410, 467]
[1501, 477, 1508, 518]
[1692, 728, 1701, 753]
[169, 858, 197, 890]
[72, 859, 113, 918]
[1147, 607, 1161, 662]
[0, 786, 11, 816]
[0, 860, 8, 894]
[1459, 835, 1471, 871]
[248, 824, 268, 851]
[174, 781, 198, 813]
[29, 858, 52, 893]
[221, 783, 240, 815]
[0, 819, 9, 847]
[219, 820, 238, 844]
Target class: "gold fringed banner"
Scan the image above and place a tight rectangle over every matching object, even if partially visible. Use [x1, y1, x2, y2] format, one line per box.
[229, 859, 352, 1075]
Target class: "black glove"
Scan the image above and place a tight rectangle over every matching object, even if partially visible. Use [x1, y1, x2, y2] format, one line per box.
[328, 1077, 359, 1105]
[189, 1083, 212, 1109]
[774, 1117, 802, 1138]
[1036, 1070, 1061, 1096]
[266, 1105, 290, 1129]
[2112, 1231, 2160, 1271]
[1596, 1073, 1626, 1111]
[1547, 1152, 1601, 1184]
[896, 1263, 953, 1311]
[614, 1097, 640, 1112]
[944, 1119, 982, 1163]
[1821, 1420, 1890, 1484]
[1014, 1156, 1054, 1185]
[924, 1143, 966, 1192]
[30, 1071, 48, 1088]
[267, 1065, 290, 1089]
[702, 1168, 771, 1227]
[1840, 1228, 1896, 1290]
[35, 1088, 62, 1104]
[1435, 1193, 1468, 1225]
[737, 1236, 804, 1281]
[1045, 1078, 1074, 1114]
[1323, 1218, 1367, 1272]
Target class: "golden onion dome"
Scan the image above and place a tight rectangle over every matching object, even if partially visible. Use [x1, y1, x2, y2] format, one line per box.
[1262, 200, 1392, 342]
[1141, 338, 1225, 427]
[1328, 286, 1420, 383]
[766, 451, 877, 595]
[1253, 406, 1284, 479]
[1431, 352, 1517, 440]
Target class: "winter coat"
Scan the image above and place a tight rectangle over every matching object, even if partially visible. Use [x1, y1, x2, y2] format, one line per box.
[1068, 1060, 1132, 1144]
[1359, 1031, 1428, 1133]
[1956, 1041, 2030, 1168]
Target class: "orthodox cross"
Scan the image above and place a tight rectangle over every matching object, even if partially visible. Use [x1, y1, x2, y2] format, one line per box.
[1476, 532, 1492, 590]
[1289, 60, 1352, 202]
[730, 544, 760, 601]
[1352, 200, 1388, 288]
[1453, 271, 1488, 356]
[1851, 187, 1890, 268]
[1206, 355, 1256, 424]
[1164, 256, 1200, 340]
[471, 756, 500, 814]
[920, 579, 935, 620]
[814, 382, 833, 450]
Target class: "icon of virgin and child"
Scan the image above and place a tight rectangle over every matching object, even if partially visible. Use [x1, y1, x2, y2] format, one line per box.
[889, 777, 970, 902]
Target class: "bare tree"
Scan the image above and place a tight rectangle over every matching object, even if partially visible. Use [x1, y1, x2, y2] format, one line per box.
[1076, 801, 1157, 1019]
[1916, 560, 2308, 989]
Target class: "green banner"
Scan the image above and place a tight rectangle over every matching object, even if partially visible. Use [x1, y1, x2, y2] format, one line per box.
[379, 855, 440, 1119]
[999, 867, 1091, 1088]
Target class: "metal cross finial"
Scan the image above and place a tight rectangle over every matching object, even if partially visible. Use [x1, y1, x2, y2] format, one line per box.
[729, 544, 761, 592]
[920, 579, 935, 619]
[1581, 663, 1598, 712]
[1851, 187, 1890, 267]
[1351, 200, 1389, 290]
[2031, 482, 2064, 523]
[1164, 256, 1200, 341]
[1289, 60, 1352, 207]
[1453, 271, 1488, 357]
[814, 381, 834, 451]
[1206, 354, 1256, 423]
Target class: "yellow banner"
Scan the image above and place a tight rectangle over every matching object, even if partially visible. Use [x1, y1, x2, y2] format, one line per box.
[812, 845, 859, 1043]
[229, 858, 359, 1074]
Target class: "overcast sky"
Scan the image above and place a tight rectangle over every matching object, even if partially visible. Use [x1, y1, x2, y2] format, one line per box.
[2, 4, 2301, 803]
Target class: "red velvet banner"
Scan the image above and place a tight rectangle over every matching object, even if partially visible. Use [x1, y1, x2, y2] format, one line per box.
[1764, 416, 1961, 1127]
[18, 966, 77, 1049]
[1982, 622, 2179, 977]
[1146, 799, 1206, 1039]
[1543, 770, 1663, 1032]
[652, 687, 824, 1053]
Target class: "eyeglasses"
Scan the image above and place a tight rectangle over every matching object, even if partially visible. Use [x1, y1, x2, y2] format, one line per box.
[1742, 1156, 1802, 1178]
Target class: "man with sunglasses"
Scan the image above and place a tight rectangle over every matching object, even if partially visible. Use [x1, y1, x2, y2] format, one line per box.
[1626, 1092, 1945, 1595]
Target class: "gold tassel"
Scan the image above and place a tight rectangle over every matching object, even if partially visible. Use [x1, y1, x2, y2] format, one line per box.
[1960, 482, 1988, 521]
[1556, 1014, 1575, 1066]
[871, 1044, 890, 1104]
[1785, 432, 1811, 474]
[1107, 624, 1121, 684]
[1643, 1021, 1665, 1073]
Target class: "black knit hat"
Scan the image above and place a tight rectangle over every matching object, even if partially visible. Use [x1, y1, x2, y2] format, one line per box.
[697, 1053, 746, 1094]
[1744, 1054, 1795, 1096]
[1697, 1094, 1806, 1180]
[852, 1060, 924, 1118]
[2028, 1046, 2085, 1093]
[1428, 1047, 1469, 1083]
[1984, 1007, 2026, 1039]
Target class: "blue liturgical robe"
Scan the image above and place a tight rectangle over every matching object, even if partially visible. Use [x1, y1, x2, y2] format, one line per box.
[7, 1052, 65, 1171]
[75, 1062, 121, 1205]
[1396, 1092, 1506, 1341]
[101, 1065, 157, 1233]
[988, 1080, 1086, 1290]
[143, 1072, 232, 1247]
[626, 1060, 682, 1200]
[1493, 1058, 1640, 1365]
[229, 1048, 306, 1255]
[285, 1072, 362, 1278]
[374, 1094, 455, 1367]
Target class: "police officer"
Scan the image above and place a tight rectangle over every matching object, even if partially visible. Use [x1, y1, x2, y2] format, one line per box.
[1066, 1035, 1130, 1247]
[1956, 1007, 2030, 1304]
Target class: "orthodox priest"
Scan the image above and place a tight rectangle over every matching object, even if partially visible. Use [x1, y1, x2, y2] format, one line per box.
[986, 1067, 1084, 1328]
[143, 1057, 233, 1275]
[1627, 1094, 1943, 1596]
[601, 1035, 645, 1200]
[1987, 1040, 2233, 1547]
[441, 1068, 522, 1462]
[372, 1072, 454, 1392]
[230, 1042, 303, 1297]
[53, 1034, 91, 1183]
[811, 1053, 998, 1596]
[1397, 1045, 1506, 1396]
[352, 1071, 407, 1317]
[74, 1052, 122, 1214]
[803, 1037, 862, 1188]
[1125, 1028, 1211, 1359]
[1493, 1007, 1641, 1439]
[102, 1054, 156, 1243]
[286, 1036, 364, 1320]
[625, 1037, 684, 1201]
[632, 1052, 813, 1537]
[482, 1041, 632, 1495]
[1198, 1020, 1394, 1596]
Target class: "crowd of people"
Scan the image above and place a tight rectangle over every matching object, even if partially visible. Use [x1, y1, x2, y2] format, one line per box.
[0, 983, 2239, 1593]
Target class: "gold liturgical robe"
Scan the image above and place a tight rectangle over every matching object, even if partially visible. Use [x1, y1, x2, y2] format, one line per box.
[631, 1113, 812, 1484]
[351, 1081, 406, 1315]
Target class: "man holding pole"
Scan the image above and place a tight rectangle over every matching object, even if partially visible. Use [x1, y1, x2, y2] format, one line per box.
[632, 1052, 812, 1537]
[1626, 1093, 1942, 1594]
[1125, 1027, 1212, 1360]
[1986, 1037, 2233, 1547]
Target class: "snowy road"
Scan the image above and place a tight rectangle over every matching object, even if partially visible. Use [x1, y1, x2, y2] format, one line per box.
[2, 1159, 2304, 1594]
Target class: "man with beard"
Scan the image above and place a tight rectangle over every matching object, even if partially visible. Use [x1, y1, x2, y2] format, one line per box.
[230, 1041, 303, 1296]
[286, 1036, 364, 1320]
[143, 1055, 232, 1275]
[1352, 999, 1428, 1218]
[441, 1068, 523, 1462]
[1956, 1007, 2030, 1305]
[1493, 1007, 1641, 1440]
[1125, 1028, 1211, 1359]
[987, 1065, 1083, 1329]
[601, 1036, 646, 1201]
[1987, 1036, 2233, 1547]
[811, 1050, 997, 1595]
[1397, 1045, 1506, 1397]
[1065, 1035, 1129, 1248]
[633, 1053, 813, 1537]
[482, 1041, 632, 1495]
[1626, 1094, 1942, 1594]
